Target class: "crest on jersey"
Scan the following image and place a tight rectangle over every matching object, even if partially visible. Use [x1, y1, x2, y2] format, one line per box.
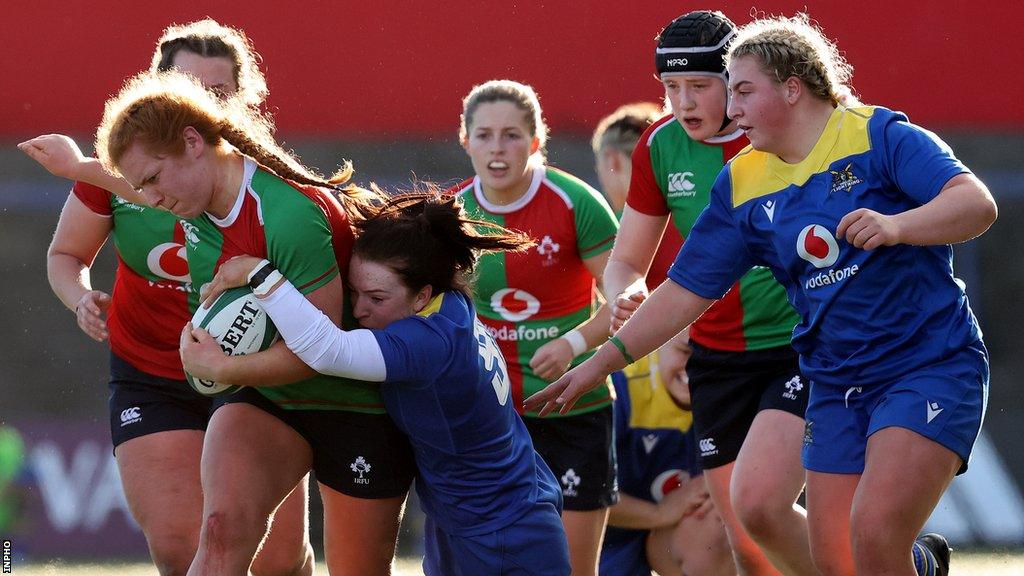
[829, 163, 863, 194]
[796, 224, 840, 268]
[537, 235, 561, 266]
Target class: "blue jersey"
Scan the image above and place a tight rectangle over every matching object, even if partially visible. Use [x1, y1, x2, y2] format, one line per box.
[602, 354, 699, 576]
[669, 106, 982, 390]
[373, 291, 561, 536]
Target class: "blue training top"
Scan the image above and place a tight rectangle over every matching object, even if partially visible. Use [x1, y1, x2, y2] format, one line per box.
[372, 290, 562, 536]
[669, 106, 983, 390]
[601, 357, 700, 576]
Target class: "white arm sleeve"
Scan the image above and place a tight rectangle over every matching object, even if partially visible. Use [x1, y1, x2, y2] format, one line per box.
[258, 280, 387, 381]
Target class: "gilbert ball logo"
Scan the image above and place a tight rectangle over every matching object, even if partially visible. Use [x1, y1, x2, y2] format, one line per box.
[490, 288, 540, 322]
[796, 224, 840, 268]
[147, 242, 191, 282]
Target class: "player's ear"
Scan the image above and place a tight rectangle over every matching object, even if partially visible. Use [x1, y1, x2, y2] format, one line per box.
[413, 284, 434, 313]
[529, 136, 541, 155]
[783, 76, 802, 105]
[182, 126, 205, 158]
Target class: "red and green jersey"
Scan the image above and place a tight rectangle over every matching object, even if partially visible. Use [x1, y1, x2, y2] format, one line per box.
[184, 158, 383, 413]
[455, 165, 619, 417]
[74, 182, 190, 379]
[627, 114, 798, 351]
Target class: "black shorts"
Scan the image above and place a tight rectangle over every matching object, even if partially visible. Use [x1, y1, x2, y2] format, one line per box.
[525, 405, 618, 511]
[218, 386, 415, 499]
[108, 351, 214, 449]
[687, 342, 808, 469]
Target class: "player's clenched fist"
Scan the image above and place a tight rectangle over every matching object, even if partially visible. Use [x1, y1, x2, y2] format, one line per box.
[836, 208, 902, 250]
[611, 278, 649, 333]
[17, 134, 89, 181]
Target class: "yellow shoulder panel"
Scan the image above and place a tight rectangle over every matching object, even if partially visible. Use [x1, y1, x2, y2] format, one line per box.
[730, 106, 877, 208]
[416, 293, 445, 318]
[729, 147, 772, 207]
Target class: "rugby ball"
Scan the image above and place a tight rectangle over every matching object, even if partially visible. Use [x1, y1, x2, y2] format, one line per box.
[185, 286, 279, 396]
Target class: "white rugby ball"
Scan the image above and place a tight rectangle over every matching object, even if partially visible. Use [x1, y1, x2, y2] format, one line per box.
[185, 286, 279, 396]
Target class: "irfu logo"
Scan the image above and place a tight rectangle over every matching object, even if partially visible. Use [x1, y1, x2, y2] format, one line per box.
[350, 456, 372, 485]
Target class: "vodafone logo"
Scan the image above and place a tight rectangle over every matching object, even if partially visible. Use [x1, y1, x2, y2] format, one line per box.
[799, 224, 862, 290]
[650, 469, 689, 502]
[796, 224, 840, 268]
[147, 242, 191, 283]
[490, 288, 540, 322]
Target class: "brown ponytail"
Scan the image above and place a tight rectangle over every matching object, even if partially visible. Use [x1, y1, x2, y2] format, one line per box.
[96, 70, 367, 201]
[351, 189, 534, 297]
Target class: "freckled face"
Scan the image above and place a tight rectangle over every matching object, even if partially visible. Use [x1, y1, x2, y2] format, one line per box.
[348, 256, 423, 329]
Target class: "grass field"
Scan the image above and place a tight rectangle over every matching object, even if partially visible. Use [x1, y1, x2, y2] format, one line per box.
[10, 551, 1024, 575]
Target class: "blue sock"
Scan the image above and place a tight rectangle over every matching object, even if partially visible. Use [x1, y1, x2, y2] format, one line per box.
[913, 540, 936, 576]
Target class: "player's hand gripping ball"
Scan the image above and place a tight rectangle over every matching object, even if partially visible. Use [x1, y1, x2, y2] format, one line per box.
[183, 287, 278, 396]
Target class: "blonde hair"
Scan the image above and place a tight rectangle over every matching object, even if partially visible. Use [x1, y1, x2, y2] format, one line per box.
[96, 70, 356, 193]
[151, 18, 268, 108]
[726, 13, 857, 106]
[591, 102, 663, 155]
[459, 80, 549, 156]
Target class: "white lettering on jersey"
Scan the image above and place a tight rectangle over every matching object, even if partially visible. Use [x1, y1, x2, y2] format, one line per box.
[666, 172, 696, 197]
[475, 321, 510, 406]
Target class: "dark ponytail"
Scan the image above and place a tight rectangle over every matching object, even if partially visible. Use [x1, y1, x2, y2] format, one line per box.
[351, 190, 534, 296]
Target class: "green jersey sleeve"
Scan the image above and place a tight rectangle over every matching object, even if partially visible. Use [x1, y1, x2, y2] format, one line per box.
[254, 170, 339, 294]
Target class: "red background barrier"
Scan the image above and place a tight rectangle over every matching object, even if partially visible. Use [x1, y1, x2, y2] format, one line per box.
[2, 2, 1020, 137]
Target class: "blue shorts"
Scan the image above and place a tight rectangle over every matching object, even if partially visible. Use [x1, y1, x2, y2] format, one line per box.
[423, 500, 570, 576]
[802, 341, 988, 475]
[599, 527, 649, 576]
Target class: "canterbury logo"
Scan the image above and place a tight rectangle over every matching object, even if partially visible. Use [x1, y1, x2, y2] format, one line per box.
[120, 407, 142, 426]
[698, 438, 718, 454]
[667, 172, 696, 195]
